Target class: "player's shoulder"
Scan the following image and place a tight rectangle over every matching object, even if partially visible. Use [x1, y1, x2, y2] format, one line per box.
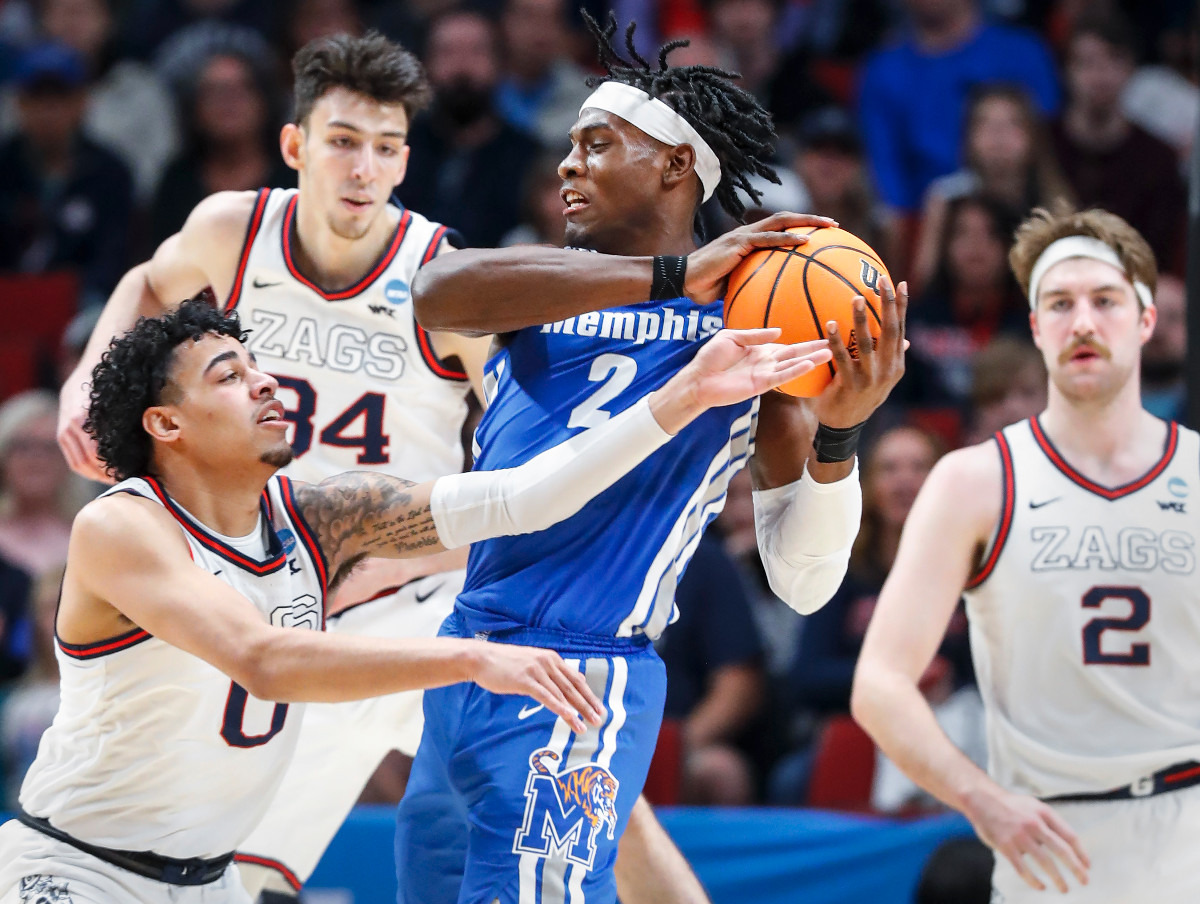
[73, 491, 185, 561]
[917, 438, 1006, 532]
[181, 190, 267, 245]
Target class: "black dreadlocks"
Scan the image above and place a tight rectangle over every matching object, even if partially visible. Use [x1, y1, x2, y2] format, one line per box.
[582, 11, 779, 223]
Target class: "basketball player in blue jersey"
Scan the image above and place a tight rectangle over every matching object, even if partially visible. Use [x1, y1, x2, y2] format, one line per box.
[52, 31, 784, 904]
[400, 15, 908, 904]
[4, 299, 825, 903]
[853, 207, 1200, 903]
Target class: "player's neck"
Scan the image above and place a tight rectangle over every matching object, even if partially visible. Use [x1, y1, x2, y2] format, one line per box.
[153, 464, 269, 538]
[1040, 382, 1164, 477]
[590, 216, 697, 258]
[292, 197, 399, 291]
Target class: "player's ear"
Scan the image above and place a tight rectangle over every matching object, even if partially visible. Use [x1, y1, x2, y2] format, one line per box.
[392, 144, 411, 189]
[1028, 309, 1041, 348]
[1139, 300, 1157, 346]
[280, 123, 304, 172]
[143, 405, 181, 446]
[662, 143, 696, 191]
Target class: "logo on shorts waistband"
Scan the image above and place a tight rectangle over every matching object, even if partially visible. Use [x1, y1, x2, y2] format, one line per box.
[513, 749, 620, 870]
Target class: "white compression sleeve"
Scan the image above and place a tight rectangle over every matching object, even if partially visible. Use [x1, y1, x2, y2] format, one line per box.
[430, 397, 672, 549]
[752, 460, 862, 615]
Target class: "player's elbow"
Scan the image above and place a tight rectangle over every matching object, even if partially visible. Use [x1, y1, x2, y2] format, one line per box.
[230, 631, 294, 703]
[766, 552, 849, 616]
[849, 660, 890, 736]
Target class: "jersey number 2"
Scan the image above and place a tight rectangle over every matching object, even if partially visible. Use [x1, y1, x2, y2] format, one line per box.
[567, 354, 637, 429]
[221, 682, 288, 748]
[275, 376, 390, 464]
[1081, 586, 1150, 666]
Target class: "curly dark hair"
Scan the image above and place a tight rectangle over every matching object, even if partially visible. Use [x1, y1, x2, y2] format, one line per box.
[293, 31, 432, 126]
[582, 12, 779, 222]
[85, 298, 248, 481]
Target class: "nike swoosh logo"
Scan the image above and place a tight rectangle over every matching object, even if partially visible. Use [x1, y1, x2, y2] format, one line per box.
[517, 703, 545, 720]
[1029, 497, 1061, 509]
[252, 277, 282, 289]
[414, 582, 444, 604]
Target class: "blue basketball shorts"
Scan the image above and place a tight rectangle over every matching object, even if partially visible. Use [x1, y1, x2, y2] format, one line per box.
[395, 609, 666, 904]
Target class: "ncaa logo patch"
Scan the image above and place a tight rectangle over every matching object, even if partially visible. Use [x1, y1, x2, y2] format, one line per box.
[1168, 477, 1188, 498]
[276, 528, 297, 556]
[513, 749, 620, 870]
[384, 279, 410, 305]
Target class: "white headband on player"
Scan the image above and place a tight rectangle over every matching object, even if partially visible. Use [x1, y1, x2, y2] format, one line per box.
[1027, 235, 1154, 311]
[580, 81, 722, 202]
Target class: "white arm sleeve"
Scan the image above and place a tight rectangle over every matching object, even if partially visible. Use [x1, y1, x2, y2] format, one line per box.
[430, 397, 672, 549]
[752, 460, 862, 615]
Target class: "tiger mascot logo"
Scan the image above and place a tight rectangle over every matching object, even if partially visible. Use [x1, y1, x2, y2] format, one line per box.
[512, 749, 621, 870]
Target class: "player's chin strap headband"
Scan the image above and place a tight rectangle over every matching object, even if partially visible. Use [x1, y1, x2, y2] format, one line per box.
[580, 81, 722, 203]
[1027, 235, 1154, 311]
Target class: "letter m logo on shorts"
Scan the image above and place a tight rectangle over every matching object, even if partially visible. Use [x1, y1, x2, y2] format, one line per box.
[512, 748, 620, 870]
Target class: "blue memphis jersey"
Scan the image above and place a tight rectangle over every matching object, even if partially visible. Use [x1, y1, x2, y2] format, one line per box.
[459, 295, 757, 640]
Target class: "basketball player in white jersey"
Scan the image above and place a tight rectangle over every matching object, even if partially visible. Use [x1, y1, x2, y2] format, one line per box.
[852, 206, 1200, 902]
[6, 297, 827, 904]
[54, 31, 835, 903]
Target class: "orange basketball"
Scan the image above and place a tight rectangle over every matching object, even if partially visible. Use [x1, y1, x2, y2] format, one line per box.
[724, 226, 889, 397]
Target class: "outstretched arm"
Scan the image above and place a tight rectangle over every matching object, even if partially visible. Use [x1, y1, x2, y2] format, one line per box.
[297, 329, 833, 585]
[413, 213, 835, 335]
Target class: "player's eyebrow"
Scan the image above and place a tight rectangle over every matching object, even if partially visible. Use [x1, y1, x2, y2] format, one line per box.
[326, 119, 407, 140]
[203, 350, 241, 376]
[569, 120, 616, 142]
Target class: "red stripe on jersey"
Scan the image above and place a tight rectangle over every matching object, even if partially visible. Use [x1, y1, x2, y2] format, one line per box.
[58, 627, 152, 659]
[1031, 418, 1179, 500]
[1166, 764, 1200, 785]
[224, 188, 271, 312]
[281, 196, 410, 300]
[233, 853, 302, 891]
[144, 477, 284, 575]
[966, 431, 1015, 590]
[421, 225, 448, 265]
[278, 476, 329, 603]
[415, 324, 469, 381]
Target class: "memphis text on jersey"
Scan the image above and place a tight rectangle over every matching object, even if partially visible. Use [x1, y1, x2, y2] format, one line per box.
[540, 307, 724, 346]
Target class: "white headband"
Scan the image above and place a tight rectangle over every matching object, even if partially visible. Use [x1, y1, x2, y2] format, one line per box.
[1027, 235, 1154, 311]
[580, 82, 722, 202]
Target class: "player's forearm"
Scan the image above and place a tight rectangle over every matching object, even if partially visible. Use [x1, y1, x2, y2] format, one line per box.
[851, 664, 993, 814]
[247, 630, 480, 703]
[413, 247, 656, 335]
[615, 797, 711, 904]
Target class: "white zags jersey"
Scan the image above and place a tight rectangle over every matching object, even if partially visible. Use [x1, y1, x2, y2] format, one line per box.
[20, 475, 326, 859]
[226, 188, 471, 485]
[963, 419, 1200, 799]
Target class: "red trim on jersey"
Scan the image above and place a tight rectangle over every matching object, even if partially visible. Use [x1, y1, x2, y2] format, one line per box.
[143, 477, 285, 575]
[233, 853, 302, 891]
[58, 627, 152, 660]
[966, 431, 1015, 590]
[278, 476, 329, 605]
[415, 324, 469, 381]
[1166, 764, 1200, 784]
[224, 188, 271, 312]
[1031, 417, 1179, 500]
[420, 224, 449, 265]
[281, 195, 410, 300]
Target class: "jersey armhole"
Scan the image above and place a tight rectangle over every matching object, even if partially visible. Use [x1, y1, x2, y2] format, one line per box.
[223, 188, 272, 313]
[965, 432, 1015, 590]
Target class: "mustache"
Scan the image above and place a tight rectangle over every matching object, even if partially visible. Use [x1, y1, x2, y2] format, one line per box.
[1058, 336, 1112, 365]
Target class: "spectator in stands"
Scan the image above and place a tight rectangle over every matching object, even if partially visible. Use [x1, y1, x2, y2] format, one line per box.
[1051, 9, 1187, 274]
[0, 550, 32, 684]
[912, 84, 1073, 292]
[0, 391, 77, 577]
[790, 106, 889, 259]
[1121, 5, 1199, 167]
[122, 0, 276, 62]
[657, 531, 765, 805]
[149, 46, 293, 247]
[0, 565, 64, 808]
[963, 335, 1046, 445]
[908, 194, 1025, 404]
[284, 0, 364, 59]
[35, 0, 179, 202]
[495, 0, 590, 150]
[857, 0, 1059, 216]
[1142, 273, 1186, 423]
[0, 43, 133, 307]
[500, 151, 569, 246]
[398, 10, 540, 247]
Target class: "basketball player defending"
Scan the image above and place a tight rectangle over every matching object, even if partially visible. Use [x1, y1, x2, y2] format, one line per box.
[397, 16, 907, 904]
[2, 299, 825, 904]
[52, 32, 828, 903]
[853, 206, 1200, 902]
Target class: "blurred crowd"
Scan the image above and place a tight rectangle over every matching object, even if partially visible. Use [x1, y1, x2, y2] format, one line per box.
[0, 0, 1196, 815]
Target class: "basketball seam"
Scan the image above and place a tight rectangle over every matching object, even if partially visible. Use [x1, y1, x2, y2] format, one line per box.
[725, 253, 777, 327]
[800, 256, 836, 380]
[774, 246, 885, 326]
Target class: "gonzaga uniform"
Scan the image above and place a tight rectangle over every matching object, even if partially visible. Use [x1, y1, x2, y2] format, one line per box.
[0, 475, 324, 903]
[226, 187, 472, 895]
[396, 292, 756, 904]
[964, 418, 1200, 902]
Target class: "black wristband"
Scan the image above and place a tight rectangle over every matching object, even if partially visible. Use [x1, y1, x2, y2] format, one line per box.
[813, 422, 865, 463]
[651, 255, 688, 301]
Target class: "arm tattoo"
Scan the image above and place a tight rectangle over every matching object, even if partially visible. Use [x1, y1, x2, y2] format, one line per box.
[294, 473, 441, 578]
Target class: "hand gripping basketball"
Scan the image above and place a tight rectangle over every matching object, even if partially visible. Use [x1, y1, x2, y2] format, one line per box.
[684, 212, 838, 305]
